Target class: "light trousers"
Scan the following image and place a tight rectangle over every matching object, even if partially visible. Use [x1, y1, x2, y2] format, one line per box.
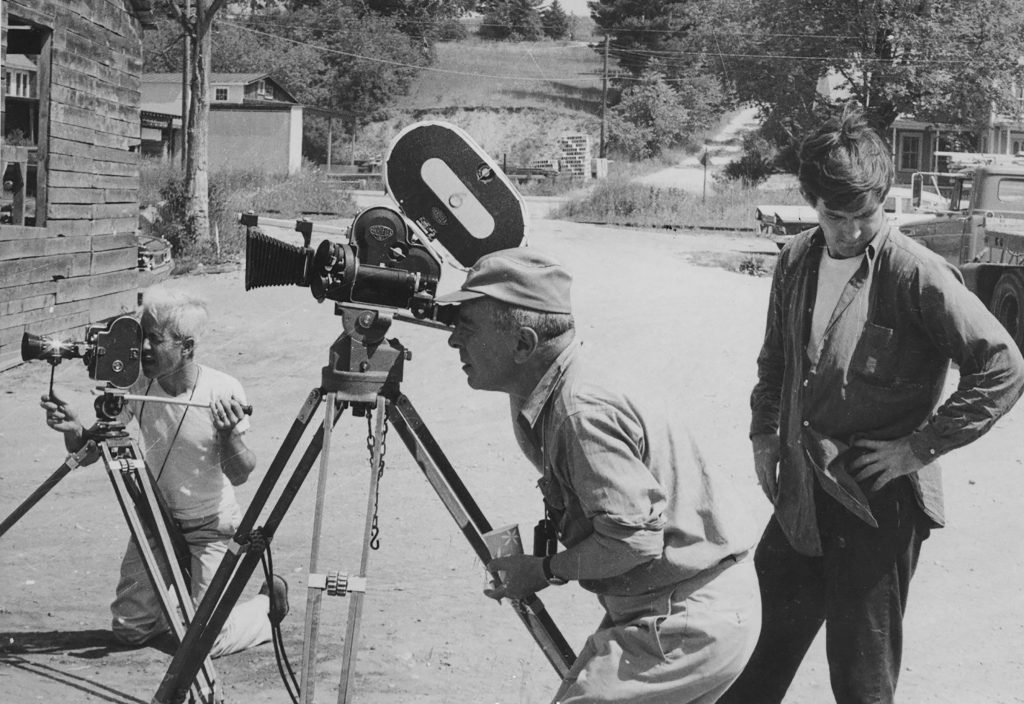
[554, 556, 761, 704]
[111, 510, 272, 657]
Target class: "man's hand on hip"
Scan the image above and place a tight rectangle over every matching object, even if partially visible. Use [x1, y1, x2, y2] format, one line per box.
[850, 436, 926, 493]
[752, 433, 781, 503]
[484, 555, 547, 601]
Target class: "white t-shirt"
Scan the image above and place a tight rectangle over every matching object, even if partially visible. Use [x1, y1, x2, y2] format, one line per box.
[808, 251, 865, 363]
[121, 364, 250, 520]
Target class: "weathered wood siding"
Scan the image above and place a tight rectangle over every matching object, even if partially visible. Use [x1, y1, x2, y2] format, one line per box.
[1, 0, 145, 371]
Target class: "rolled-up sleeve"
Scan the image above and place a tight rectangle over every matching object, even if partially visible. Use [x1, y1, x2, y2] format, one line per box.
[554, 409, 666, 563]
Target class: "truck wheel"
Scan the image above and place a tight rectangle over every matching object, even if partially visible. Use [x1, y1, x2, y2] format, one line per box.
[989, 271, 1024, 349]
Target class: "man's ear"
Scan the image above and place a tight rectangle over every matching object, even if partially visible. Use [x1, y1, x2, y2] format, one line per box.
[512, 326, 540, 363]
[181, 337, 196, 359]
[800, 187, 817, 207]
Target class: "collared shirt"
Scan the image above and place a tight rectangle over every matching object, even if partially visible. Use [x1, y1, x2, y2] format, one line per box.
[513, 341, 756, 596]
[751, 223, 1024, 555]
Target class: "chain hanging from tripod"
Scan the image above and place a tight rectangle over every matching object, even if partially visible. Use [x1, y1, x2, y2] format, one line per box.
[366, 407, 389, 550]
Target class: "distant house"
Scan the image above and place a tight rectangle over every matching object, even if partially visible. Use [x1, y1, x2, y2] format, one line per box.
[815, 71, 1024, 183]
[141, 73, 304, 175]
[1, 0, 157, 372]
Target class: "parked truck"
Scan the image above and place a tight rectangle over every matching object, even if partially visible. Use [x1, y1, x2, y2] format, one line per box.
[908, 159, 1024, 349]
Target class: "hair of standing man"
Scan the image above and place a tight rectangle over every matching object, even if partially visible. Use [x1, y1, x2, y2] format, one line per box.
[797, 102, 895, 212]
[140, 284, 210, 342]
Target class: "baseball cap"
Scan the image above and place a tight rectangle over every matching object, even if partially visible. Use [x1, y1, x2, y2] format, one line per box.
[435, 248, 572, 313]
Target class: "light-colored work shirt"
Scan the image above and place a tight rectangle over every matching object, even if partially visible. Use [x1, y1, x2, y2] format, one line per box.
[120, 364, 249, 520]
[512, 342, 756, 597]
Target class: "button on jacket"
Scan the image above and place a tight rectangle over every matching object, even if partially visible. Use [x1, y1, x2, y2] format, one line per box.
[513, 342, 756, 596]
[751, 223, 1024, 556]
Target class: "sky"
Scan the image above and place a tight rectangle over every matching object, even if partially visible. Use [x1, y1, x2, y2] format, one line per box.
[559, 0, 592, 16]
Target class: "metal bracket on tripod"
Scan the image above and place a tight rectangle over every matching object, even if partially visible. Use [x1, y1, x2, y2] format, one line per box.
[152, 305, 575, 704]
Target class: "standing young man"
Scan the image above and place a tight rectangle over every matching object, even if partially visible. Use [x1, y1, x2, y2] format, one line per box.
[441, 248, 760, 704]
[718, 107, 1024, 704]
[40, 285, 287, 657]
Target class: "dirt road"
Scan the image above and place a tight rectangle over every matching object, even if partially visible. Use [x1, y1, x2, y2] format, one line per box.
[2, 211, 1023, 703]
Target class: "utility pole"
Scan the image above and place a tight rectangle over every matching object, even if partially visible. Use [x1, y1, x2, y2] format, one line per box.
[600, 34, 609, 159]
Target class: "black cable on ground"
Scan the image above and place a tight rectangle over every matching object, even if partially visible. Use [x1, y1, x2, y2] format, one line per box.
[261, 548, 300, 704]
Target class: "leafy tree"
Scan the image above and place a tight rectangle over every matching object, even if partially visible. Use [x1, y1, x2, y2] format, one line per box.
[714, 0, 1024, 145]
[148, 0, 231, 247]
[607, 69, 701, 158]
[478, 0, 545, 40]
[541, 0, 571, 39]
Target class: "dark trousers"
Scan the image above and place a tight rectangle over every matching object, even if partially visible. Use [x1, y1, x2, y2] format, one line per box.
[718, 478, 930, 704]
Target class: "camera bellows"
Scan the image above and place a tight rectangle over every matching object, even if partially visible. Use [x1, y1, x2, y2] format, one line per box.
[245, 231, 310, 290]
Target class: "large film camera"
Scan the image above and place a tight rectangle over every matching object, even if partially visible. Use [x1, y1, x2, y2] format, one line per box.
[243, 121, 527, 320]
[21, 315, 142, 389]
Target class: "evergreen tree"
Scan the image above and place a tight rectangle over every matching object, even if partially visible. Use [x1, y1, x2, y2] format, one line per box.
[541, 0, 571, 40]
[479, 0, 544, 40]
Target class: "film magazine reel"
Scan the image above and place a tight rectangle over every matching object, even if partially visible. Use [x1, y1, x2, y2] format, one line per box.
[152, 122, 576, 704]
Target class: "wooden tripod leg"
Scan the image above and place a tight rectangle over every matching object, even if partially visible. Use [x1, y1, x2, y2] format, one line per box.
[299, 392, 342, 704]
[336, 396, 387, 704]
[101, 441, 219, 704]
[0, 445, 94, 539]
[387, 394, 577, 679]
[154, 387, 325, 704]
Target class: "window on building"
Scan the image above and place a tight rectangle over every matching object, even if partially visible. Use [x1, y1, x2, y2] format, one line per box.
[257, 79, 267, 97]
[3, 17, 51, 227]
[215, 87, 228, 101]
[899, 134, 922, 171]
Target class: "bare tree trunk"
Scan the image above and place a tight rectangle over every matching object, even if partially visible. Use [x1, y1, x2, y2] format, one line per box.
[184, 0, 222, 247]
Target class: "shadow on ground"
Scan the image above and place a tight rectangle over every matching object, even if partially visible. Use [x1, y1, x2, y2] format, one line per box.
[1, 628, 176, 657]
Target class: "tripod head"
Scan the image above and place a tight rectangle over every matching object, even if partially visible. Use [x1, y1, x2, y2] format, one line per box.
[322, 304, 410, 404]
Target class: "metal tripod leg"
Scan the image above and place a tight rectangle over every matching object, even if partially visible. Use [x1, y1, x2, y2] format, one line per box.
[153, 388, 335, 704]
[388, 394, 577, 678]
[100, 437, 219, 704]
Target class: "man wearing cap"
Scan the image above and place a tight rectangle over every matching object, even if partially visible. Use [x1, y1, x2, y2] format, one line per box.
[441, 247, 762, 704]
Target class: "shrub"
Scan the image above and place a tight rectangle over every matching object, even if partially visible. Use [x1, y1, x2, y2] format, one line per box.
[720, 133, 778, 187]
[139, 163, 357, 267]
[607, 71, 695, 160]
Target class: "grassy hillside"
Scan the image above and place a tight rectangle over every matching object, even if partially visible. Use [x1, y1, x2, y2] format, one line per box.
[359, 38, 607, 167]
[396, 38, 604, 113]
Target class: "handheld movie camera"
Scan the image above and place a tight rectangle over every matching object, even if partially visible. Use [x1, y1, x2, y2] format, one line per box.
[21, 315, 142, 389]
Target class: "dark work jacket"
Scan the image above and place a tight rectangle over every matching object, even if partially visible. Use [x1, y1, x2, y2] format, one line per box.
[750, 223, 1024, 556]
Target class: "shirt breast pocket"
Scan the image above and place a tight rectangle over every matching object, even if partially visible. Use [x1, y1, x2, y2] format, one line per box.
[850, 322, 898, 386]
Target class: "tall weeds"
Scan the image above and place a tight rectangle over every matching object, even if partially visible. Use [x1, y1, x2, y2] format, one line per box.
[554, 177, 804, 230]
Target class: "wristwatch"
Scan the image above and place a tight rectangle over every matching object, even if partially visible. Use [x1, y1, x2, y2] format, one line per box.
[542, 555, 568, 586]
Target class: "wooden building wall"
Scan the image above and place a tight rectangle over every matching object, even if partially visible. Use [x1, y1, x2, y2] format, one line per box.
[1, 0, 147, 371]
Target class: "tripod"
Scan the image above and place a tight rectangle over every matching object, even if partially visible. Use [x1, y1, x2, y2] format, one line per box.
[153, 304, 576, 704]
[0, 392, 221, 704]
